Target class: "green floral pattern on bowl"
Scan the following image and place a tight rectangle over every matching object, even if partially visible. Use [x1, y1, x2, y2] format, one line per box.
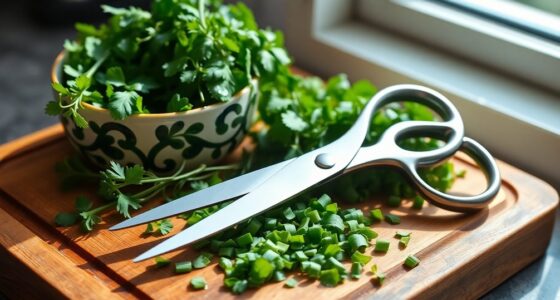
[59, 82, 258, 173]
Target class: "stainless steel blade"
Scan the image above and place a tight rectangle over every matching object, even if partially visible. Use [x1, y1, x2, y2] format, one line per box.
[132, 151, 342, 262]
[109, 159, 293, 231]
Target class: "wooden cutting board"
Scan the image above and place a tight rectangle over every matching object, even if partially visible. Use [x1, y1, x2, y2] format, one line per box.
[0, 125, 557, 300]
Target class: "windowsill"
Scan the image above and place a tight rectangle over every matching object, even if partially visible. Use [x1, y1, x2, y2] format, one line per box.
[284, 0, 560, 187]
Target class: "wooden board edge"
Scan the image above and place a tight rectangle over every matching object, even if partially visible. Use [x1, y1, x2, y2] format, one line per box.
[0, 125, 65, 163]
[0, 205, 119, 300]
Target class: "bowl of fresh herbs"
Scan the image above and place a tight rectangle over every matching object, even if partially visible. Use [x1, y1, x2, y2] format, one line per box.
[47, 0, 290, 173]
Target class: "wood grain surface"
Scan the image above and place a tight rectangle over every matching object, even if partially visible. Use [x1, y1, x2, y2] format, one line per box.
[0, 125, 557, 299]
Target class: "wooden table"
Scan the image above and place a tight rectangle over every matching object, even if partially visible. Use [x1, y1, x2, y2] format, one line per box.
[0, 125, 557, 299]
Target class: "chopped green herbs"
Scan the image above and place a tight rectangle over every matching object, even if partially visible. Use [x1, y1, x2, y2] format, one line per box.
[412, 196, 425, 210]
[374, 239, 390, 253]
[154, 256, 171, 268]
[370, 209, 384, 222]
[384, 214, 401, 225]
[284, 278, 298, 288]
[351, 251, 372, 265]
[399, 236, 411, 248]
[394, 231, 410, 238]
[193, 252, 213, 269]
[175, 261, 193, 274]
[404, 255, 420, 269]
[351, 262, 363, 279]
[320, 268, 341, 287]
[190, 276, 208, 290]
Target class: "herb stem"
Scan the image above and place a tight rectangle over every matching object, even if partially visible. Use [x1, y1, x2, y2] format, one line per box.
[198, 0, 207, 29]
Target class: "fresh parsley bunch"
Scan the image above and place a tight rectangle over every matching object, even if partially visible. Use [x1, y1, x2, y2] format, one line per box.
[46, 0, 290, 127]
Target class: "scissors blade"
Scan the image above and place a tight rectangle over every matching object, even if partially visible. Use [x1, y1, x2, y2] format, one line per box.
[109, 159, 294, 231]
[133, 151, 343, 262]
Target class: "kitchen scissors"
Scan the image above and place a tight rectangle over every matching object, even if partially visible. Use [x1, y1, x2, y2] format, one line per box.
[110, 84, 501, 262]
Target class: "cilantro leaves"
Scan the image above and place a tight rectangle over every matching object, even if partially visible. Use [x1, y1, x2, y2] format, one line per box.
[47, 0, 290, 127]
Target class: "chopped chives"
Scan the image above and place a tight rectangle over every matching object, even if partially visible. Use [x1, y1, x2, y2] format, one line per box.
[327, 257, 347, 274]
[302, 261, 321, 278]
[284, 278, 298, 288]
[218, 257, 233, 270]
[294, 250, 308, 262]
[306, 209, 321, 223]
[320, 268, 341, 287]
[232, 279, 248, 294]
[374, 239, 390, 253]
[283, 207, 296, 220]
[348, 233, 368, 253]
[352, 227, 378, 240]
[193, 252, 213, 269]
[235, 232, 254, 247]
[175, 261, 192, 274]
[404, 255, 420, 269]
[351, 251, 372, 265]
[384, 213, 401, 225]
[323, 214, 345, 233]
[323, 244, 342, 257]
[264, 218, 277, 229]
[351, 262, 362, 279]
[412, 195, 425, 210]
[399, 236, 410, 248]
[190, 276, 208, 290]
[370, 264, 378, 274]
[325, 203, 338, 214]
[154, 256, 171, 268]
[273, 270, 286, 282]
[394, 231, 410, 238]
[219, 247, 235, 257]
[370, 208, 384, 222]
[249, 258, 275, 285]
[244, 219, 262, 235]
[316, 194, 332, 208]
[375, 272, 386, 285]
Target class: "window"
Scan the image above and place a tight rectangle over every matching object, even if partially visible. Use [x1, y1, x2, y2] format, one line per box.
[281, 0, 560, 186]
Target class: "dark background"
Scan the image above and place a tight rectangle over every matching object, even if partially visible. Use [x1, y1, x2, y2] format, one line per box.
[0, 1, 558, 299]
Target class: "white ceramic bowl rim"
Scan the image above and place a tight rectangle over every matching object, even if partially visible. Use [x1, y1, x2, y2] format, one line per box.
[51, 51, 254, 119]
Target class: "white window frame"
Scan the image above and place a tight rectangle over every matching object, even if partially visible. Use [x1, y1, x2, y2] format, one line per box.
[281, 0, 560, 187]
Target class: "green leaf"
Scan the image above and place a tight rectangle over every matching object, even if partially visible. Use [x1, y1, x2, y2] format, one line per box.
[108, 91, 138, 120]
[177, 30, 189, 47]
[222, 37, 240, 52]
[106, 66, 126, 87]
[75, 196, 92, 212]
[257, 50, 275, 74]
[270, 47, 290, 65]
[55, 212, 79, 227]
[75, 75, 91, 91]
[124, 164, 144, 184]
[84, 36, 105, 60]
[72, 112, 89, 128]
[45, 101, 62, 116]
[106, 161, 126, 181]
[116, 193, 141, 219]
[179, 70, 197, 84]
[167, 94, 193, 112]
[281, 111, 307, 132]
[51, 82, 69, 95]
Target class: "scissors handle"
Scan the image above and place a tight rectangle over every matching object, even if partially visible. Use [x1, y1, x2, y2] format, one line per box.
[406, 137, 501, 212]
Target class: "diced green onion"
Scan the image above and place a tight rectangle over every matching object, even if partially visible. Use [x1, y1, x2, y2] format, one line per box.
[351, 251, 372, 265]
[412, 195, 425, 210]
[304, 249, 317, 257]
[370, 209, 384, 222]
[236, 232, 254, 247]
[249, 258, 275, 285]
[273, 270, 286, 282]
[316, 194, 332, 208]
[154, 256, 171, 268]
[323, 244, 342, 257]
[323, 214, 345, 233]
[346, 220, 359, 231]
[375, 272, 386, 285]
[404, 255, 420, 268]
[244, 219, 262, 235]
[284, 278, 298, 288]
[370, 264, 378, 274]
[302, 261, 321, 278]
[384, 213, 401, 225]
[325, 203, 338, 214]
[348, 233, 368, 253]
[374, 239, 390, 253]
[175, 261, 192, 274]
[351, 262, 362, 279]
[219, 247, 235, 257]
[307, 226, 323, 244]
[399, 236, 410, 248]
[320, 268, 341, 287]
[190, 276, 208, 290]
[232, 279, 248, 294]
[283, 207, 296, 220]
[294, 250, 308, 262]
[264, 218, 277, 229]
[193, 252, 213, 269]
[352, 227, 378, 240]
[311, 253, 326, 265]
[306, 210, 321, 223]
[327, 257, 347, 274]
[219, 257, 233, 270]
[395, 231, 410, 238]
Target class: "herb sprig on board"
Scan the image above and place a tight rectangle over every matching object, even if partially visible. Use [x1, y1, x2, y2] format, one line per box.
[46, 0, 290, 127]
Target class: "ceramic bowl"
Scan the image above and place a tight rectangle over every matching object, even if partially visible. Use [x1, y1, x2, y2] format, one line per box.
[51, 52, 258, 173]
